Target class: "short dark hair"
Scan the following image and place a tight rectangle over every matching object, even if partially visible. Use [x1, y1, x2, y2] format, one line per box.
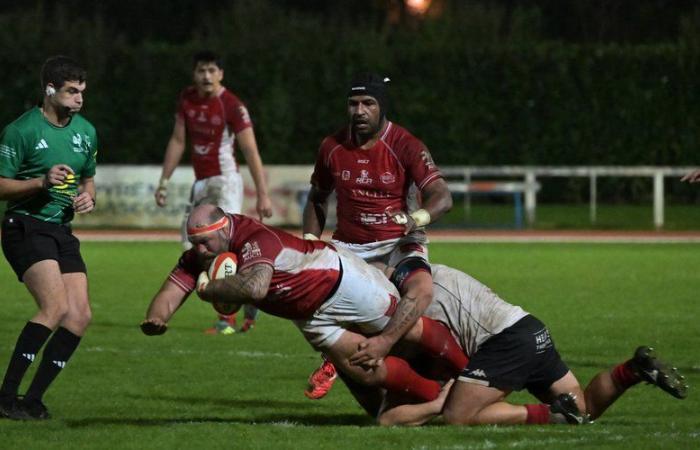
[40, 55, 86, 89]
[192, 50, 223, 69]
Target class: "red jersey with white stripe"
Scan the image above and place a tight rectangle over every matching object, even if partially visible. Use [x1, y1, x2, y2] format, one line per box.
[311, 121, 443, 244]
[176, 86, 252, 180]
[168, 214, 341, 320]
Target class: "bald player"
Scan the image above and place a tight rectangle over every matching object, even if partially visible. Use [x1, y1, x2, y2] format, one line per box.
[140, 205, 467, 403]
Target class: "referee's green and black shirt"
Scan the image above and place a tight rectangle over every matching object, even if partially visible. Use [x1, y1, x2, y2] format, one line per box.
[0, 107, 98, 224]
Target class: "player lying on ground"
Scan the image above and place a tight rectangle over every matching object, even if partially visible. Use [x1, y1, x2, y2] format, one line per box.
[140, 205, 466, 402]
[341, 263, 689, 426]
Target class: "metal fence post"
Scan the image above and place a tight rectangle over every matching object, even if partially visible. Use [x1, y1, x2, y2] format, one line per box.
[525, 170, 537, 227]
[653, 171, 664, 229]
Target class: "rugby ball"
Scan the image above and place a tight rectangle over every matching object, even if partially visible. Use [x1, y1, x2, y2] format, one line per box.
[208, 252, 238, 280]
[207, 252, 240, 316]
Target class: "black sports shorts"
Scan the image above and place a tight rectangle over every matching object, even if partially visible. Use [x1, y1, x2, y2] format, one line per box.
[1, 213, 86, 282]
[457, 314, 569, 395]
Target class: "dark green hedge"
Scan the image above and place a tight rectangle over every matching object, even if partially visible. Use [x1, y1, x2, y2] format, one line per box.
[1, 3, 699, 168]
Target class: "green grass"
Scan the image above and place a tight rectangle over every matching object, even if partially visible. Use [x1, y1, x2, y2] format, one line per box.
[441, 203, 700, 230]
[1, 242, 699, 449]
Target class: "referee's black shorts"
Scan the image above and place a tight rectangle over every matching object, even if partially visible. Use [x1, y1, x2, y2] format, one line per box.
[1, 213, 86, 282]
[458, 315, 570, 396]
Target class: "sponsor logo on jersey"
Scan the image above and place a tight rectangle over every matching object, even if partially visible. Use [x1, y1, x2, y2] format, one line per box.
[420, 149, 436, 170]
[35, 139, 49, 150]
[380, 172, 395, 184]
[187, 109, 196, 118]
[53, 173, 78, 196]
[468, 369, 487, 378]
[534, 328, 552, 353]
[357, 159, 370, 164]
[193, 144, 210, 155]
[241, 241, 262, 262]
[359, 212, 388, 225]
[355, 170, 373, 185]
[197, 111, 208, 123]
[341, 170, 351, 181]
[351, 189, 390, 199]
[72, 134, 90, 153]
[211, 115, 222, 126]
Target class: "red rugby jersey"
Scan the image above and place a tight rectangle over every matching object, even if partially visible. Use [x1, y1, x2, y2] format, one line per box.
[176, 87, 252, 180]
[310, 121, 442, 244]
[169, 214, 341, 320]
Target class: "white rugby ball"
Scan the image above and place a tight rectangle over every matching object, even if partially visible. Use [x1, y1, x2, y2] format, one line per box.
[208, 252, 238, 280]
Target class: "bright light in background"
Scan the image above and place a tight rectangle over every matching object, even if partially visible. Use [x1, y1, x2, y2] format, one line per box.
[405, 0, 432, 16]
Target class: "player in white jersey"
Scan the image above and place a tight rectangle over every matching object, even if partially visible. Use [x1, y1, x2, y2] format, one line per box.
[343, 264, 688, 426]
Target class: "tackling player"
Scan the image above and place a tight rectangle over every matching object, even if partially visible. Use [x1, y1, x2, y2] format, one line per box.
[344, 264, 689, 426]
[0, 56, 98, 420]
[141, 205, 466, 403]
[154, 50, 272, 335]
[302, 72, 454, 397]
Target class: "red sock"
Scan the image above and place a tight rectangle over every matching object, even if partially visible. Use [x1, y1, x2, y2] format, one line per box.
[611, 360, 640, 390]
[383, 356, 441, 402]
[525, 403, 550, 424]
[419, 317, 469, 373]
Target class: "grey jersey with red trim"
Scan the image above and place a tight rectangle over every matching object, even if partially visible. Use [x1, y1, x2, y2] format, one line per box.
[425, 264, 528, 357]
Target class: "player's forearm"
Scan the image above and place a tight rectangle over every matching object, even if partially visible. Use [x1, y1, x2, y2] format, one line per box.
[146, 281, 188, 323]
[302, 189, 329, 236]
[79, 177, 96, 198]
[419, 178, 453, 223]
[239, 142, 269, 197]
[378, 292, 422, 347]
[378, 400, 442, 426]
[0, 176, 44, 201]
[206, 264, 272, 304]
[160, 138, 186, 180]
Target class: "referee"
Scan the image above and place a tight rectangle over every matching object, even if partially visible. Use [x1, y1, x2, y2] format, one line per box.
[0, 56, 97, 420]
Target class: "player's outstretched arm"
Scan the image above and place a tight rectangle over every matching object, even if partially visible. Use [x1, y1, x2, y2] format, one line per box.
[681, 169, 700, 183]
[303, 185, 331, 239]
[141, 279, 189, 335]
[237, 127, 273, 220]
[155, 119, 186, 207]
[198, 263, 273, 305]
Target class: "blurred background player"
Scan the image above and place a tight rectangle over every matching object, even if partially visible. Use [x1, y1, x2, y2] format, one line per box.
[0, 56, 97, 420]
[302, 72, 454, 398]
[154, 50, 272, 335]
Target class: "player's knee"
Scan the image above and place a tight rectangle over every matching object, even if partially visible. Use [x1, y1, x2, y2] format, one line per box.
[40, 298, 70, 321]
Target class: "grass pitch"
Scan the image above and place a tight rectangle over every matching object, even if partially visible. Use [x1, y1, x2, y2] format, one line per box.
[0, 241, 698, 449]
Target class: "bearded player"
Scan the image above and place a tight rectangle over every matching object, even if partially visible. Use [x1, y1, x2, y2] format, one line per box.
[302, 72, 454, 397]
[141, 205, 466, 403]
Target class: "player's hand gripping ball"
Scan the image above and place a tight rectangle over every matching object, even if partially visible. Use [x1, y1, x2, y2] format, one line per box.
[202, 252, 241, 315]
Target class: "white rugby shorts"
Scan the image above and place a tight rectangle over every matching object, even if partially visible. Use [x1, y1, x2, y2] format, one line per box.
[295, 248, 400, 350]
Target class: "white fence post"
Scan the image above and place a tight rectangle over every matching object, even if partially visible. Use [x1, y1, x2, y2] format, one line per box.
[653, 171, 664, 229]
[590, 172, 597, 224]
[525, 170, 537, 227]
